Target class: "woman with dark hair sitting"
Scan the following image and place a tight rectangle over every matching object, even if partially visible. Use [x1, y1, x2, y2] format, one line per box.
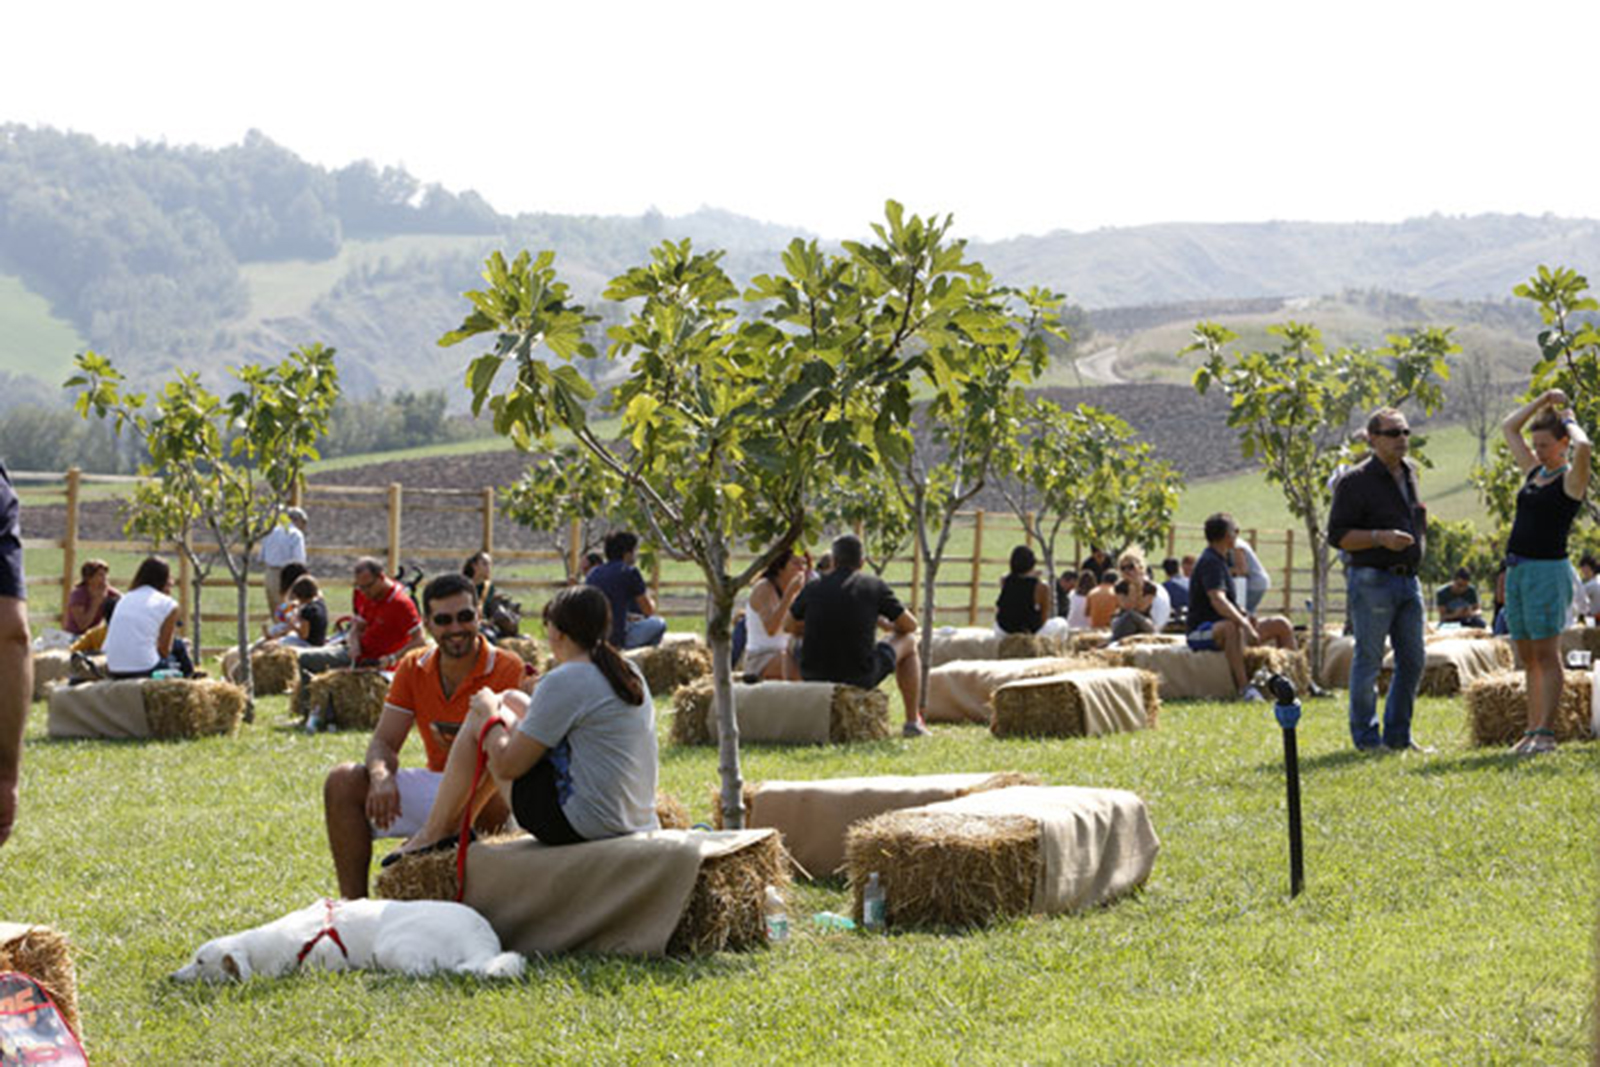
[63, 558, 120, 635]
[387, 584, 659, 859]
[462, 551, 496, 607]
[742, 548, 807, 680]
[280, 575, 329, 649]
[995, 545, 1070, 640]
[261, 561, 308, 642]
[102, 556, 196, 678]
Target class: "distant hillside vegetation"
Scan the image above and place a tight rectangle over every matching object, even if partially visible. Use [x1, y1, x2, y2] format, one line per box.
[971, 216, 1600, 307]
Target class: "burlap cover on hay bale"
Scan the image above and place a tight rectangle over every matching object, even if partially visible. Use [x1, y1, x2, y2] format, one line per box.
[31, 649, 71, 702]
[1108, 644, 1309, 701]
[1463, 669, 1594, 747]
[990, 668, 1159, 739]
[844, 786, 1159, 929]
[925, 657, 1086, 724]
[624, 635, 712, 696]
[0, 922, 80, 1039]
[303, 669, 390, 729]
[1318, 635, 1355, 690]
[376, 829, 787, 956]
[1379, 637, 1513, 697]
[670, 679, 889, 745]
[715, 772, 1041, 879]
[47, 678, 246, 739]
[928, 627, 1001, 667]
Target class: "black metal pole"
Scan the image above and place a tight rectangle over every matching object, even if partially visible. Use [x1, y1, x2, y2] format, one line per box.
[1282, 723, 1304, 897]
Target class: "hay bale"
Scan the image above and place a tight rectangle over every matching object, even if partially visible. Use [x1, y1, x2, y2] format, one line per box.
[0, 923, 79, 1039]
[1069, 630, 1112, 653]
[1380, 639, 1514, 697]
[671, 679, 717, 746]
[625, 639, 712, 697]
[1243, 646, 1311, 695]
[665, 831, 789, 956]
[672, 679, 888, 745]
[1114, 633, 1183, 649]
[1464, 669, 1594, 747]
[30, 650, 71, 702]
[496, 636, 548, 673]
[997, 632, 1068, 659]
[656, 792, 692, 830]
[709, 782, 763, 829]
[845, 808, 1041, 928]
[991, 668, 1160, 739]
[303, 669, 390, 730]
[376, 830, 789, 957]
[142, 679, 249, 739]
[829, 685, 892, 742]
[249, 644, 300, 696]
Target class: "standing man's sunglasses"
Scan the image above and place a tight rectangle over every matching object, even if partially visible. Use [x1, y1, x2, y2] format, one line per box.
[1372, 427, 1411, 438]
[431, 609, 478, 627]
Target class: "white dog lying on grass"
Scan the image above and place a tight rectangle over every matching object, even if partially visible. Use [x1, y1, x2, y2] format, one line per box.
[172, 898, 525, 982]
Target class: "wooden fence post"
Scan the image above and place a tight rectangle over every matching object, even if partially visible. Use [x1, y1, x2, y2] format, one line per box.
[177, 550, 193, 655]
[386, 483, 402, 575]
[482, 488, 495, 554]
[1283, 528, 1295, 614]
[290, 478, 303, 509]
[568, 520, 582, 581]
[968, 510, 985, 626]
[1167, 524, 1177, 560]
[62, 467, 80, 616]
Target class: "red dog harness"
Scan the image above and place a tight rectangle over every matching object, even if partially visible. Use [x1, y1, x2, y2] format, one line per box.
[296, 898, 350, 967]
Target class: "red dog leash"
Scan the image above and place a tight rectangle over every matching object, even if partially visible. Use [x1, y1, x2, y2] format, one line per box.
[454, 716, 507, 902]
[296, 898, 350, 967]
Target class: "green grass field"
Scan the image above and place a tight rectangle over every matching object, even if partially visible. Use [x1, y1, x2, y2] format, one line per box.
[0, 273, 86, 383]
[7, 674, 1594, 1063]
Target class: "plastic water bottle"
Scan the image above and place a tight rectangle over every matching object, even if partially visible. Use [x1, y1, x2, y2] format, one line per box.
[862, 872, 887, 932]
[763, 885, 789, 943]
[151, 668, 182, 680]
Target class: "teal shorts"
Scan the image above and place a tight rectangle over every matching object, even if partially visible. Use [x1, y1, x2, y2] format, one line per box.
[1504, 558, 1572, 641]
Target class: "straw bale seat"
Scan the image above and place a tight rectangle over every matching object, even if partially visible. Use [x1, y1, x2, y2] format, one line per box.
[1318, 635, 1355, 690]
[928, 627, 1001, 667]
[996, 632, 1070, 659]
[220, 643, 301, 696]
[990, 667, 1160, 739]
[30, 649, 71, 702]
[47, 678, 248, 740]
[1105, 643, 1310, 701]
[1380, 637, 1513, 697]
[711, 772, 1040, 878]
[624, 633, 712, 696]
[1069, 630, 1112, 653]
[843, 786, 1159, 929]
[670, 679, 889, 745]
[925, 657, 1090, 724]
[495, 636, 548, 673]
[1559, 626, 1600, 659]
[302, 668, 390, 729]
[1463, 669, 1594, 747]
[376, 828, 787, 957]
[0, 923, 79, 1040]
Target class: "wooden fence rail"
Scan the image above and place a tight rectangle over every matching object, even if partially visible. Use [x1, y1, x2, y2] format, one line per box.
[14, 468, 1346, 637]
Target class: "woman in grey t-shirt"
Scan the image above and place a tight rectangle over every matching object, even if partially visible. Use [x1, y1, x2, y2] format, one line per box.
[388, 585, 659, 860]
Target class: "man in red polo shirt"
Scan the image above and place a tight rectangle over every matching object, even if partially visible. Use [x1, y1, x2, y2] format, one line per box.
[293, 558, 427, 698]
[322, 572, 528, 898]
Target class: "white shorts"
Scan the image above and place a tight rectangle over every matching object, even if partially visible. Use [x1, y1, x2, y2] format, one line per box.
[369, 767, 442, 840]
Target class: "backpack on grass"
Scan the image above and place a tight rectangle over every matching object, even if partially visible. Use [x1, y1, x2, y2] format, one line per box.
[0, 970, 86, 1066]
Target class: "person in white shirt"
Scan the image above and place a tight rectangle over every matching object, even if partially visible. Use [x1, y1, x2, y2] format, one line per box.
[1580, 557, 1600, 625]
[103, 556, 194, 678]
[1233, 538, 1272, 613]
[261, 507, 309, 611]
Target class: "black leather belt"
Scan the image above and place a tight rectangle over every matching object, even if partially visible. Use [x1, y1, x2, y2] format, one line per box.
[1358, 564, 1416, 578]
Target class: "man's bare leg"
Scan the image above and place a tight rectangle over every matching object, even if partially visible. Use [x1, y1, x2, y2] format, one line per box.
[892, 633, 922, 725]
[1213, 620, 1248, 692]
[324, 763, 376, 899]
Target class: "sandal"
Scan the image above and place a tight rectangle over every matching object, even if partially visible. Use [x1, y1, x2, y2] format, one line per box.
[380, 828, 476, 868]
[1515, 728, 1557, 757]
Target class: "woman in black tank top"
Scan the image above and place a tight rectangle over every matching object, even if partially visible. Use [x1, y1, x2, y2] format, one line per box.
[1501, 389, 1592, 755]
[995, 545, 1052, 634]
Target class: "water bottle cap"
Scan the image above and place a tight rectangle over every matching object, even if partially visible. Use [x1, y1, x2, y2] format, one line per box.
[764, 885, 783, 905]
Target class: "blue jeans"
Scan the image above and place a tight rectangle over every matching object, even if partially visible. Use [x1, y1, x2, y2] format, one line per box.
[1347, 567, 1426, 749]
[623, 615, 667, 649]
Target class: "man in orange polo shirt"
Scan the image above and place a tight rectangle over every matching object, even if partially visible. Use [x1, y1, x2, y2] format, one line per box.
[322, 572, 528, 898]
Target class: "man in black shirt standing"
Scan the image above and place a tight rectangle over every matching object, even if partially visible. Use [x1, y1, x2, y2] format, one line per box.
[0, 462, 31, 847]
[788, 534, 926, 737]
[1326, 406, 1430, 753]
[1186, 512, 1296, 700]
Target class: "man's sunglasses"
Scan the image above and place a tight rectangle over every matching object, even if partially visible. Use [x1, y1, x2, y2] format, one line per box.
[430, 608, 478, 628]
[1372, 427, 1411, 438]
[1119, 563, 1139, 572]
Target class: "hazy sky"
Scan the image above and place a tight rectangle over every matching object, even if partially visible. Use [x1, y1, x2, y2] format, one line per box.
[5, 1, 1596, 241]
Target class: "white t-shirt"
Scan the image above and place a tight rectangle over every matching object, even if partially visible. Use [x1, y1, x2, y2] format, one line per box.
[261, 524, 306, 568]
[1067, 592, 1091, 630]
[103, 585, 178, 674]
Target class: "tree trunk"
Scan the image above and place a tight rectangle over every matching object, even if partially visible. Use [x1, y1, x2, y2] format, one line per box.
[1308, 521, 1330, 685]
[234, 559, 255, 701]
[706, 572, 745, 830]
[916, 519, 957, 712]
